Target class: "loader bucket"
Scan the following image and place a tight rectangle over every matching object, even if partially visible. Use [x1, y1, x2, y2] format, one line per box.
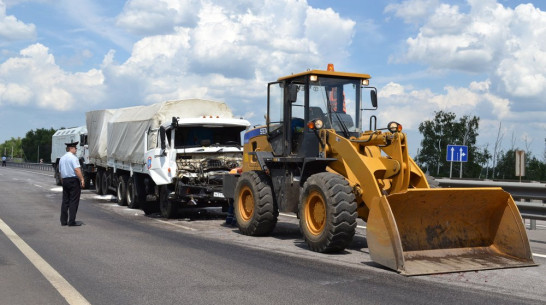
[366, 188, 536, 276]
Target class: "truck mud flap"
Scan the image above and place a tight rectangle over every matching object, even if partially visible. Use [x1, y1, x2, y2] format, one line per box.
[366, 188, 536, 276]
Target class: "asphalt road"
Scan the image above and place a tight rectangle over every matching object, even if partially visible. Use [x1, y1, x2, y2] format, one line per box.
[0, 167, 544, 305]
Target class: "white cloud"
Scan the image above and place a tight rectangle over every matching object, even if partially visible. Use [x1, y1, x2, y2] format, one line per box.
[377, 80, 515, 130]
[101, 0, 356, 111]
[387, 0, 546, 104]
[0, 43, 104, 110]
[384, 0, 440, 24]
[0, 0, 36, 41]
[116, 0, 199, 35]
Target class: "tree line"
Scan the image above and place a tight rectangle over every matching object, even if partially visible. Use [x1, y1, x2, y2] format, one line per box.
[0, 128, 56, 163]
[415, 111, 546, 181]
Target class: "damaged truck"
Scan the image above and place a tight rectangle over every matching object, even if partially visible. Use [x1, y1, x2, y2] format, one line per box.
[86, 99, 250, 218]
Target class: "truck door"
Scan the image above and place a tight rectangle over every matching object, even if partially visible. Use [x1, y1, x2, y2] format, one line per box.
[145, 127, 173, 185]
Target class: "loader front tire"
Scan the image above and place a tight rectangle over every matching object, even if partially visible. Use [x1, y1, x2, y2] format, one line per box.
[234, 171, 278, 236]
[299, 172, 357, 253]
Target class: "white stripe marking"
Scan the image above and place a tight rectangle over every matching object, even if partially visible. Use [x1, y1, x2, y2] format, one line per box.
[154, 219, 197, 231]
[0, 218, 91, 305]
[533, 253, 546, 258]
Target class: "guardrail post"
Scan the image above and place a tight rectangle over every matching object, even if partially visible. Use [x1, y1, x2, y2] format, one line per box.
[530, 219, 536, 230]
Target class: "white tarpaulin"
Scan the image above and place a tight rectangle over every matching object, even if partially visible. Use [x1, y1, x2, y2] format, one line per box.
[88, 99, 234, 165]
[86, 109, 115, 165]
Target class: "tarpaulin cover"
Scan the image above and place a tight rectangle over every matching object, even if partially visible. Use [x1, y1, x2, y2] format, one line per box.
[86, 99, 235, 165]
[86, 109, 115, 165]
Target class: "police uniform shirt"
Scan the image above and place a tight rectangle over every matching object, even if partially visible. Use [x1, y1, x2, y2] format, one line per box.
[59, 151, 80, 179]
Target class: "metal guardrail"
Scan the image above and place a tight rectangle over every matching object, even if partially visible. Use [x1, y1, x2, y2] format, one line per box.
[4, 161, 54, 172]
[437, 178, 546, 229]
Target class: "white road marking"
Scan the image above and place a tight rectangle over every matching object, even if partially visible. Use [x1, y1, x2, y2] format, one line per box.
[34, 184, 43, 188]
[533, 253, 546, 258]
[0, 218, 91, 305]
[153, 219, 197, 231]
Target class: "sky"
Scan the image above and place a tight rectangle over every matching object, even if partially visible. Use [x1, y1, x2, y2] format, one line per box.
[0, 0, 545, 160]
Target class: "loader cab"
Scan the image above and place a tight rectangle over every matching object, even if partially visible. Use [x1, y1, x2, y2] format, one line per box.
[267, 66, 373, 157]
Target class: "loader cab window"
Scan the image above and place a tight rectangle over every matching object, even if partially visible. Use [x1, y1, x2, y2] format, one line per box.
[309, 77, 362, 135]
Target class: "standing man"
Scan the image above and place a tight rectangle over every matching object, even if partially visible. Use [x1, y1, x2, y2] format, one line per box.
[59, 141, 85, 226]
[1, 155, 6, 167]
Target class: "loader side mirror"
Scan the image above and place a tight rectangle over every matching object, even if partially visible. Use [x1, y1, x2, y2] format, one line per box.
[288, 84, 298, 103]
[371, 90, 378, 108]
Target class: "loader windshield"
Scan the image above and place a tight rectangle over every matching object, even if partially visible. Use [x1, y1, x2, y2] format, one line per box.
[308, 77, 362, 135]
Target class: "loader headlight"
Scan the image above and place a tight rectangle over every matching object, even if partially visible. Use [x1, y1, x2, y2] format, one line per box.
[362, 79, 369, 86]
[307, 119, 324, 130]
[387, 121, 402, 133]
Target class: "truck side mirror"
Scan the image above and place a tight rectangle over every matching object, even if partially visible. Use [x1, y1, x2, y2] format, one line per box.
[370, 90, 378, 108]
[288, 84, 298, 103]
[160, 126, 166, 151]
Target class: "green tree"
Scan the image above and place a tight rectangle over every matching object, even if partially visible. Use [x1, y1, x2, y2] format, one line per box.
[0, 137, 24, 160]
[21, 128, 56, 163]
[495, 149, 546, 181]
[415, 111, 490, 178]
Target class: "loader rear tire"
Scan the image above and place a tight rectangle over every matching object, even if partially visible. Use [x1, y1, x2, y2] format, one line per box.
[234, 171, 278, 236]
[299, 172, 357, 253]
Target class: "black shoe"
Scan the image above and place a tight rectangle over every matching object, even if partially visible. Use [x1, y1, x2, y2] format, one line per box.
[61, 223, 67, 226]
[68, 221, 83, 226]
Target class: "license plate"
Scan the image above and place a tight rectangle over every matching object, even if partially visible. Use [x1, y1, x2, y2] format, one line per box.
[213, 192, 224, 198]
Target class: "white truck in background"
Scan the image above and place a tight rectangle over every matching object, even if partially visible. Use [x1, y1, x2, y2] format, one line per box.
[51, 126, 93, 188]
[86, 99, 250, 218]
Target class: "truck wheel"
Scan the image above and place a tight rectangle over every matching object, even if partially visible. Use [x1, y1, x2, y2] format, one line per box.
[54, 166, 62, 186]
[126, 177, 139, 209]
[234, 171, 278, 236]
[100, 171, 109, 195]
[117, 175, 128, 206]
[159, 185, 177, 218]
[95, 170, 103, 194]
[83, 172, 91, 190]
[299, 172, 357, 253]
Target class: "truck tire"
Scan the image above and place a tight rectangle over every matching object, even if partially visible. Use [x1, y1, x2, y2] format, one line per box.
[234, 171, 278, 236]
[54, 165, 62, 186]
[100, 171, 109, 195]
[299, 172, 357, 253]
[126, 177, 139, 209]
[83, 172, 91, 190]
[117, 175, 128, 206]
[159, 185, 177, 218]
[95, 170, 103, 194]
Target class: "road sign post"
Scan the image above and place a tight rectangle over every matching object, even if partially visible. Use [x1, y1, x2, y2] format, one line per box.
[446, 145, 468, 178]
[515, 150, 525, 182]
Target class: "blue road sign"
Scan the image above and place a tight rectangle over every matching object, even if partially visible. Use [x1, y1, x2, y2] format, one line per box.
[446, 145, 468, 162]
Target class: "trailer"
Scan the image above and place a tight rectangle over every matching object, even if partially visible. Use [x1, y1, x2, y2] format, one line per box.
[86, 99, 250, 218]
[51, 126, 92, 188]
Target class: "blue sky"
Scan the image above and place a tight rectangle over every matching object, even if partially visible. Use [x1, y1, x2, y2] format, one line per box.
[1, 0, 545, 161]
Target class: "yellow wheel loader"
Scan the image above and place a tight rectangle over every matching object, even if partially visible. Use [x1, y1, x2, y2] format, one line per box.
[223, 64, 536, 275]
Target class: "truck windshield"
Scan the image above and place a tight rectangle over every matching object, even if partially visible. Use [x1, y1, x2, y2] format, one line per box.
[308, 77, 361, 134]
[173, 126, 245, 148]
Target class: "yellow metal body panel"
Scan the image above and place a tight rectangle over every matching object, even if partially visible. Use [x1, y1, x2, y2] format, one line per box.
[320, 128, 535, 275]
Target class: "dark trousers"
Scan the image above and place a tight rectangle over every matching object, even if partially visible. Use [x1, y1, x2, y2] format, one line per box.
[61, 178, 81, 225]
